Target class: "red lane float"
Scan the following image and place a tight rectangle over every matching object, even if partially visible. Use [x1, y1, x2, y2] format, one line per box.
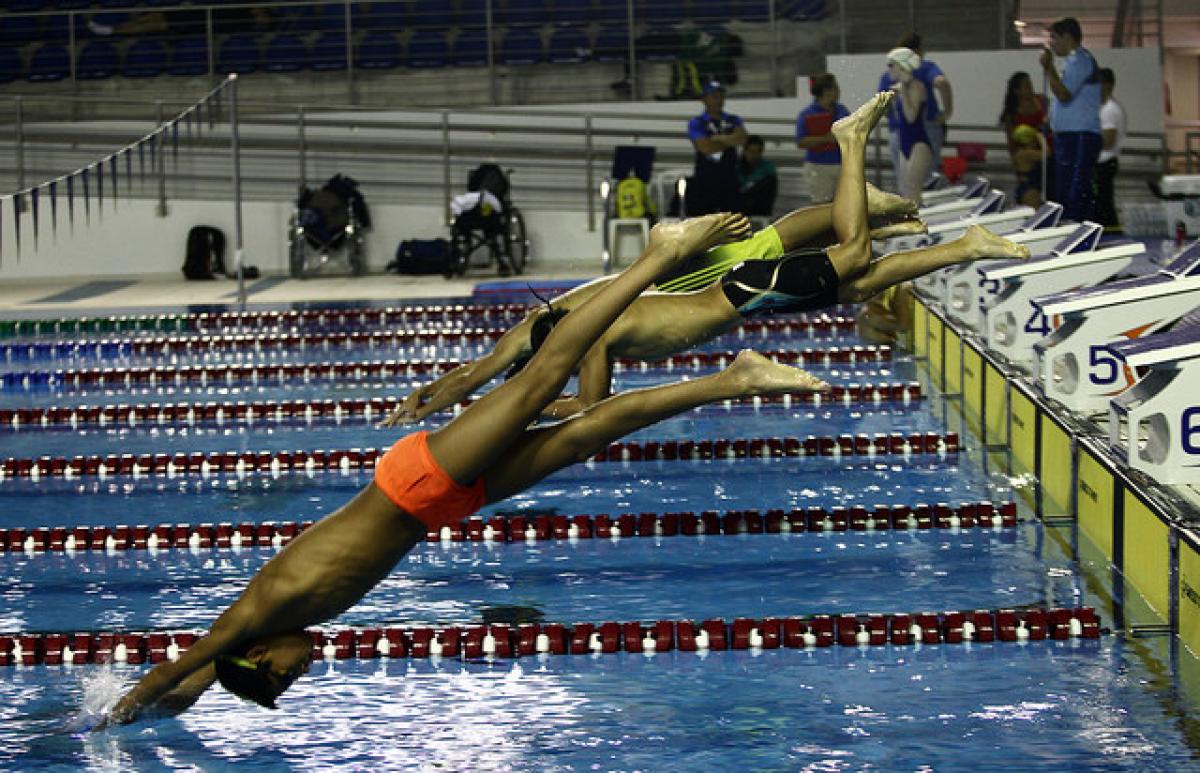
[0, 430, 957, 480]
[0, 379, 919, 432]
[11, 345, 892, 394]
[0, 606, 1103, 666]
[0, 499, 1016, 555]
[1, 317, 859, 361]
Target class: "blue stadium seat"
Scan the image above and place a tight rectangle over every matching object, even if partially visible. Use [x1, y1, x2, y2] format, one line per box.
[41, 13, 78, 43]
[637, 27, 677, 61]
[593, 24, 627, 62]
[452, 27, 489, 67]
[692, 0, 735, 21]
[458, 0, 486, 26]
[736, 0, 770, 21]
[356, 31, 400, 69]
[145, 0, 184, 6]
[406, 29, 448, 68]
[217, 34, 260, 74]
[636, 0, 687, 25]
[313, 3, 350, 32]
[76, 39, 119, 79]
[593, 2, 627, 22]
[0, 47, 22, 84]
[264, 33, 306, 71]
[553, 0, 593, 24]
[781, 0, 826, 20]
[123, 39, 167, 77]
[368, 2, 409, 30]
[55, 0, 91, 9]
[0, 15, 40, 46]
[27, 43, 68, 81]
[499, 0, 544, 26]
[168, 37, 209, 76]
[88, 12, 132, 36]
[547, 25, 589, 63]
[311, 30, 347, 71]
[410, 0, 454, 27]
[499, 27, 543, 65]
[7, 0, 49, 12]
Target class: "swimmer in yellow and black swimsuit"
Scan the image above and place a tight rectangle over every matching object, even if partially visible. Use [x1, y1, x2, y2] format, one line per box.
[385, 91, 1031, 425]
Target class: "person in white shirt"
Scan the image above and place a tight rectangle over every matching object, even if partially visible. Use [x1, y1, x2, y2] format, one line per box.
[1095, 67, 1126, 230]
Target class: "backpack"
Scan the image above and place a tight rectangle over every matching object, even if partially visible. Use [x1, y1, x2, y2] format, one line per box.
[183, 225, 226, 280]
[388, 238, 452, 275]
[615, 175, 654, 220]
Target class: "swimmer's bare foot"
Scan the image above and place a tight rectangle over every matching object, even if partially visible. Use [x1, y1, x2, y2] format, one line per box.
[866, 182, 918, 218]
[647, 213, 753, 267]
[870, 219, 927, 240]
[959, 224, 1032, 260]
[832, 91, 894, 149]
[724, 349, 831, 395]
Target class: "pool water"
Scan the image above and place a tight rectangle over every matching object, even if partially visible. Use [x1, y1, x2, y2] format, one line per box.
[2, 303, 1199, 770]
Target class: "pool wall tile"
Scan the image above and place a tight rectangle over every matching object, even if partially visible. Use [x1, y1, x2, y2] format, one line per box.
[1122, 490, 1171, 622]
[943, 326, 963, 396]
[983, 358, 1010, 447]
[1179, 532, 1200, 658]
[1039, 413, 1075, 517]
[1077, 443, 1117, 561]
[961, 341, 984, 434]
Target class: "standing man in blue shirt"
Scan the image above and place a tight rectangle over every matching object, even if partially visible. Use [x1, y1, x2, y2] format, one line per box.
[687, 80, 748, 216]
[795, 72, 850, 203]
[879, 34, 952, 190]
[1040, 16, 1102, 222]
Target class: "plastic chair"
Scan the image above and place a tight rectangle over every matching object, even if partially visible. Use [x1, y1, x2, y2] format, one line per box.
[27, 43, 69, 81]
[311, 30, 348, 71]
[636, 0, 687, 25]
[499, 27, 543, 65]
[553, 0, 593, 24]
[452, 27, 489, 67]
[368, 2, 410, 31]
[0, 47, 23, 84]
[0, 15, 40, 46]
[410, 0, 455, 27]
[123, 39, 168, 77]
[593, 24, 628, 62]
[356, 31, 401, 69]
[406, 29, 448, 68]
[217, 34, 260, 74]
[76, 39, 120, 79]
[499, 0, 545, 26]
[547, 25, 589, 63]
[168, 37, 209, 76]
[264, 34, 307, 72]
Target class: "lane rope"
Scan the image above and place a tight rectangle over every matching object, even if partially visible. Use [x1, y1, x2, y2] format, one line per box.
[0, 379, 920, 432]
[1, 345, 892, 393]
[0, 605, 1103, 667]
[0, 430, 960, 480]
[0, 498, 1015, 554]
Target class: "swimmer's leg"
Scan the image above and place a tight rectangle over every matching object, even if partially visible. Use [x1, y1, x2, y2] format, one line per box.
[823, 92, 894, 282]
[839, 224, 1031, 303]
[770, 182, 919, 251]
[483, 350, 828, 501]
[427, 213, 751, 485]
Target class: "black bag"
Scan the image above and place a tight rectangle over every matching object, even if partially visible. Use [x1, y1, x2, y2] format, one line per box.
[183, 225, 226, 280]
[388, 238, 452, 275]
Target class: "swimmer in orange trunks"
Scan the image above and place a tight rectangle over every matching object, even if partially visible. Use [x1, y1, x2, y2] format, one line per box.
[104, 211, 832, 725]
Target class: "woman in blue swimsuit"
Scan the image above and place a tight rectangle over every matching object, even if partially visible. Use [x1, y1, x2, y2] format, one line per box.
[887, 47, 933, 205]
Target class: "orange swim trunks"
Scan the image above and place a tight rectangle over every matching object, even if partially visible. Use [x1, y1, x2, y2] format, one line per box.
[374, 431, 487, 530]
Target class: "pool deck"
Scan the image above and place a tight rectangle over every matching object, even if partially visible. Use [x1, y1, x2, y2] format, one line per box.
[0, 268, 599, 315]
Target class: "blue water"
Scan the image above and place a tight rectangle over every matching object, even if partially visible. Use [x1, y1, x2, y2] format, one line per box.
[0, 304, 1198, 770]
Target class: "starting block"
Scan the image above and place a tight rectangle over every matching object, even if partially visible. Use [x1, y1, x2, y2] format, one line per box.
[888, 190, 1027, 257]
[1033, 241, 1200, 414]
[919, 189, 1008, 227]
[919, 176, 989, 208]
[1108, 324, 1200, 484]
[936, 203, 1067, 324]
[981, 230, 1143, 371]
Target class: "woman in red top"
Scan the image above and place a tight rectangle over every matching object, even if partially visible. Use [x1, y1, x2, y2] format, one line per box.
[999, 71, 1053, 206]
[999, 71, 1048, 153]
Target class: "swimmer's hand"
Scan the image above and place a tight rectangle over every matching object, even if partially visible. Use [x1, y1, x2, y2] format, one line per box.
[379, 387, 431, 427]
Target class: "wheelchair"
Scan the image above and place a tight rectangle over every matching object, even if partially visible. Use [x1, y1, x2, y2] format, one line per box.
[288, 176, 369, 278]
[444, 164, 529, 278]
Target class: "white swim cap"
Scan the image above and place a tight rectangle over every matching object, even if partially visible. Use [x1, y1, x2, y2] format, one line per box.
[887, 47, 921, 73]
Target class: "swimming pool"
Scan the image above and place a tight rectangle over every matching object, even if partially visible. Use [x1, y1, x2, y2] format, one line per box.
[2, 301, 1199, 769]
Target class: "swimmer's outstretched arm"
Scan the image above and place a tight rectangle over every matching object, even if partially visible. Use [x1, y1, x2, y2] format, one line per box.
[382, 314, 537, 426]
[104, 609, 248, 727]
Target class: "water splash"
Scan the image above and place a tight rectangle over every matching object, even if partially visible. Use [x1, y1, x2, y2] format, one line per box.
[68, 668, 127, 735]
